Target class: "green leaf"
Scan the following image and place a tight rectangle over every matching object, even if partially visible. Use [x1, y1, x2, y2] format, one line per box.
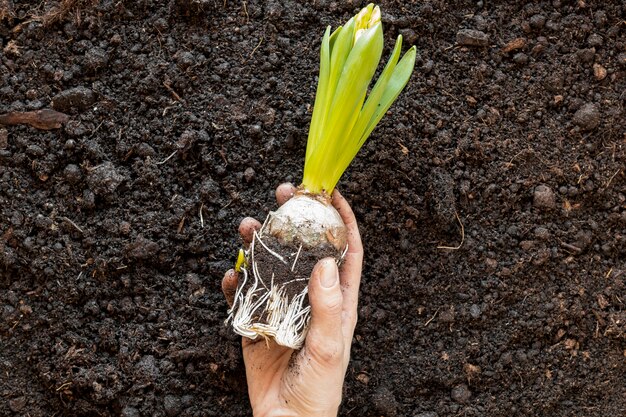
[314, 23, 384, 192]
[304, 26, 331, 169]
[302, 6, 416, 194]
[360, 45, 416, 144]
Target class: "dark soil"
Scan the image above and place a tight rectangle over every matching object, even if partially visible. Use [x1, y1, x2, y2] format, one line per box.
[1, 1, 624, 416]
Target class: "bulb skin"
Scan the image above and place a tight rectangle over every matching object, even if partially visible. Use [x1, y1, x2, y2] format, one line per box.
[266, 194, 347, 252]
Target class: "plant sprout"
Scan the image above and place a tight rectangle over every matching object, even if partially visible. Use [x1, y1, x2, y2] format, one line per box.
[228, 4, 416, 349]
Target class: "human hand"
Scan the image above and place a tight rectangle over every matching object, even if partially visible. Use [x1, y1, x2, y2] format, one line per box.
[222, 183, 363, 417]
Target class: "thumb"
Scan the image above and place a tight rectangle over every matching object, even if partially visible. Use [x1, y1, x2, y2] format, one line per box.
[306, 258, 344, 365]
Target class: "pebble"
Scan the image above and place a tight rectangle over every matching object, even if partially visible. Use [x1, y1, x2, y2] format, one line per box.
[121, 406, 139, 417]
[470, 304, 481, 319]
[136, 142, 156, 158]
[529, 14, 546, 30]
[26, 144, 44, 157]
[163, 395, 182, 417]
[82, 189, 96, 209]
[51, 87, 96, 113]
[175, 51, 195, 70]
[244, 167, 255, 183]
[617, 52, 626, 66]
[87, 162, 125, 195]
[126, 236, 160, 260]
[414, 413, 438, 417]
[399, 28, 418, 45]
[456, 29, 490, 47]
[513, 52, 528, 65]
[576, 48, 595, 64]
[84, 47, 109, 72]
[451, 384, 472, 403]
[135, 355, 160, 382]
[9, 396, 27, 412]
[572, 103, 600, 131]
[534, 227, 550, 240]
[587, 33, 603, 48]
[0, 128, 7, 149]
[119, 221, 131, 235]
[63, 164, 82, 184]
[592, 63, 607, 81]
[533, 185, 556, 210]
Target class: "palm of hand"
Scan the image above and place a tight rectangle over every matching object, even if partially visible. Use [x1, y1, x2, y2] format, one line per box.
[222, 184, 363, 417]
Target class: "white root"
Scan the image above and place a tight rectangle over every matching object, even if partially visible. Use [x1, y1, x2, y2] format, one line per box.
[226, 194, 348, 350]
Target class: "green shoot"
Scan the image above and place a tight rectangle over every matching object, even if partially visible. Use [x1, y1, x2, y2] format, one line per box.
[302, 4, 416, 194]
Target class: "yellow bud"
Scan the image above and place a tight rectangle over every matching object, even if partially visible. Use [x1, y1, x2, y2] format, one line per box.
[354, 4, 382, 45]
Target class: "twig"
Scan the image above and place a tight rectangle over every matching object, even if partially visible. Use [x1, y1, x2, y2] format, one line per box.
[424, 307, 441, 327]
[249, 37, 264, 58]
[199, 203, 204, 228]
[291, 244, 303, 272]
[604, 169, 622, 188]
[60, 216, 84, 234]
[560, 241, 582, 253]
[437, 211, 465, 250]
[157, 150, 177, 165]
[163, 80, 183, 103]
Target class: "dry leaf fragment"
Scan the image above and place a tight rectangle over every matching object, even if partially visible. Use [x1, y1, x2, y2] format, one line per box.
[0, 109, 70, 130]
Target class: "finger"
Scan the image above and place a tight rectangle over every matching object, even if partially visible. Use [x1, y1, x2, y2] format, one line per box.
[238, 217, 262, 247]
[305, 258, 344, 367]
[222, 269, 239, 308]
[331, 189, 363, 255]
[275, 182, 296, 206]
[331, 189, 363, 339]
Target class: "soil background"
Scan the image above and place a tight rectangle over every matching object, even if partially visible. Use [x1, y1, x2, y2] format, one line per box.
[1, 1, 625, 416]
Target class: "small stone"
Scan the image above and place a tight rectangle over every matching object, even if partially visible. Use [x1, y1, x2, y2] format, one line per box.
[451, 384, 472, 403]
[439, 306, 455, 323]
[163, 395, 182, 417]
[87, 162, 125, 195]
[576, 48, 595, 64]
[175, 51, 195, 70]
[572, 103, 600, 131]
[51, 87, 96, 113]
[136, 142, 156, 158]
[593, 63, 607, 81]
[110, 33, 122, 46]
[26, 144, 44, 157]
[0, 128, 7, 149]
[121, 406, 139, 417]
[135, 355, 160, 382]
[126, 236, 159, 260]
[513, 52, 528, 65]
[119, 221, 131, 236]
[244, 167, 255, 183]
[456, 29, 490, 47]
[469, 304, 481, 319]
[529, 14, 546, 29]
[84, 47, 109, 72]
[9, 396, 27, 412]
[399, 28, 418, 45]
[533, 185, 556, 210]
[617, 52, 626, 67]
[64, 164, 82, 184]
[82, 189, 96, 209]
[414, 413, 438, 417]
[534, 227, 550, 240]
[587, 33, 603, 48]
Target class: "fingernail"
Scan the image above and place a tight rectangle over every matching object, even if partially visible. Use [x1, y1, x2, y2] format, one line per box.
[320, 259, 338, 288]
